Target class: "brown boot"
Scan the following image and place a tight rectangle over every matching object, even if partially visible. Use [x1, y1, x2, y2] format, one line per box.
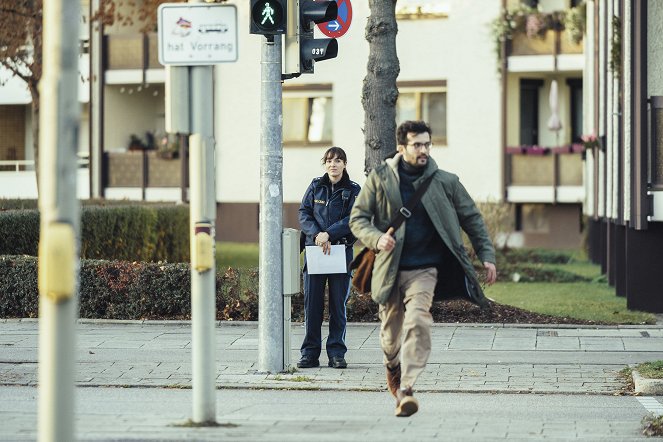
[386, 364, 401, 398]
[395, 386, 418, 417]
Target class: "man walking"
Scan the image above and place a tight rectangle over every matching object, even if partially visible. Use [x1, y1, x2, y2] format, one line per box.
[349, 120, 497, 417]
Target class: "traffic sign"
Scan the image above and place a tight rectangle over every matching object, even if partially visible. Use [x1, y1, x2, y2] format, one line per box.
[158, 3, 238, 66]
[317, 0, 351, 38]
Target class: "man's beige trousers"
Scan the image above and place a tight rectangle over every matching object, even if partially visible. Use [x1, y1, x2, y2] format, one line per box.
[378, 267, 437, 389]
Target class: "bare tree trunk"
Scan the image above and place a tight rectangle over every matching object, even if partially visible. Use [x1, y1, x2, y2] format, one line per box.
[361, 0, 399, 175]
[30, 6, 43, 195]
[30, 90, 40, 193]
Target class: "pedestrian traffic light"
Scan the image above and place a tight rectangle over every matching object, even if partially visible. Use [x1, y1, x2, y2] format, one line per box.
[250, 0, 287, 35]
[284, 0, 338, 75]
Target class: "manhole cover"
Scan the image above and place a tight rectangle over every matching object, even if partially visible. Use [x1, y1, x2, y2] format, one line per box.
[537, 330, 559, 337]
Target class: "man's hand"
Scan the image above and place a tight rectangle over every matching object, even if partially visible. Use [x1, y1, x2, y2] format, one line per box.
[377, 227, 395, 252]
[483, 262, 497, 285]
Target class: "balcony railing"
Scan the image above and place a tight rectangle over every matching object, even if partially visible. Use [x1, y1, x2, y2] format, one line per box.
[104, 151, 183, 188]
[506, 144, 584, 203]
[509, 29, 583, 57]
[0, 157, 89, 172]
[105, 33, 162, 71]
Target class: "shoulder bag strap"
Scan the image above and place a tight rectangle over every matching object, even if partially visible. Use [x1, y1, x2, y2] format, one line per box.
[388, 173, 435, 232]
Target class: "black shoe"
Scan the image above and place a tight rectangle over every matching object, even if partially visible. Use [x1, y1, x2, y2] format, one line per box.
[328, 356, 347, 369]
[297, 356, 320, 368]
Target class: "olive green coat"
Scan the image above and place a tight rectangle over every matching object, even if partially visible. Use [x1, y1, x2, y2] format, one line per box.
[349, 154, 495, 306]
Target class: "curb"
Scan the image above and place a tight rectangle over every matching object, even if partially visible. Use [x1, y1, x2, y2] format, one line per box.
[633, 370, 663, 395]
[2, 318, 662, 329]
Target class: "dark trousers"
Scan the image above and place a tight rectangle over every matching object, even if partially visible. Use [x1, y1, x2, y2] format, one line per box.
[301, 270, 350, 359]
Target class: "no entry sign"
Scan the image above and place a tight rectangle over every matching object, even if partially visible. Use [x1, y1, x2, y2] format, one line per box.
[317, 0, 352, 38]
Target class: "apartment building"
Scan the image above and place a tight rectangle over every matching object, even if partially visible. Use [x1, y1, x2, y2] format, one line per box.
[0, 0, 587, 249]
[583, 0, 663, 313]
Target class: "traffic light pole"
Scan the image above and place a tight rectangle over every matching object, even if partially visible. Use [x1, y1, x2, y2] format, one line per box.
[258, 35, 285, 373]
[38, 0, 80, 440]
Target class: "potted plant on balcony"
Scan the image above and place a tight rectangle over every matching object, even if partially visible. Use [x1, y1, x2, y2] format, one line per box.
[580, 133, 602, 159]
[158, 133, 180, 159]
[564, 1, 586, 45]
[128, 134, 146, 151]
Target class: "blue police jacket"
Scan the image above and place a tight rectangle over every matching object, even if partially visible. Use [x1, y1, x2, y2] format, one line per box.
[299, 170, 361, 267]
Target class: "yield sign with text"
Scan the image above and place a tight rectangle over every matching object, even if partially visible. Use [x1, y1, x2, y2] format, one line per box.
[317, 0, 352, 38]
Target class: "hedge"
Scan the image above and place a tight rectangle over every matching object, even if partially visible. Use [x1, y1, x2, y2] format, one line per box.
[0, 255, 379, 321]
[0, 205, 189, 262]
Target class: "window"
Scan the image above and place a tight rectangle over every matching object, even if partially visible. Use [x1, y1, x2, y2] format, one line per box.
[566, 78, 583, 143]
[519, 79, 543, 146]
[283, 85, 333, 146]
[515, 204, 549, 233]
[396, 81, 447, 145]
[396, 0, 450, 19]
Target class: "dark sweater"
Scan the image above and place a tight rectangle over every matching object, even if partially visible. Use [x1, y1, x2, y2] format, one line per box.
[397, 159, 446, 270]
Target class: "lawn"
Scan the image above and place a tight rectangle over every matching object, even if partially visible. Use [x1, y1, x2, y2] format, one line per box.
[216, 242, 657, 325]
[485, 282, 654, 324]
[216, 241, 259, 269]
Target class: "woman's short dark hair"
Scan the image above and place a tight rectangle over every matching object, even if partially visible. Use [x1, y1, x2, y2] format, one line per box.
[321, 146, 347, 164]
[397, 120, 432, 145]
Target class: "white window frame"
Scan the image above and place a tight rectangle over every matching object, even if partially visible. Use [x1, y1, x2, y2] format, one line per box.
[397, 82, 448, 146]
[282, 85, 333, 147]
[396, 0, 450, 19]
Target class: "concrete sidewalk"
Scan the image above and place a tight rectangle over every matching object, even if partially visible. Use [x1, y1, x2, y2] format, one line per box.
[2, 320, 663, 394]
[2, 320, 663, 441]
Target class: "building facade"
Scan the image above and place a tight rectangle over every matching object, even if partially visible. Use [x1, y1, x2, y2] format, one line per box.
[583, 0, 663, 313]
[0, 0, 588, 249]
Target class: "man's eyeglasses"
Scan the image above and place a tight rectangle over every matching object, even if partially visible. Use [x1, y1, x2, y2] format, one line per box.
[406, 142, 432, 150]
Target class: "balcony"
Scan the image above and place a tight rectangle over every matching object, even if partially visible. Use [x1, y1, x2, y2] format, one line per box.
[103, 151, 187, 202]
[497, 4, 586, 73]
[509, 29, 583, 56]
[104, 33, 164, 84]
[506, 144, 584, 203]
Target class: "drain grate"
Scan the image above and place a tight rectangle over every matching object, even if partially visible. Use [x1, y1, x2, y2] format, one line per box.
[537, 330, 558, 337]
[640, 331, 650, 337]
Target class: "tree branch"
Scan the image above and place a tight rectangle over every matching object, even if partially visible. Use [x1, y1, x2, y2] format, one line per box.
[0, 7, 37, 19]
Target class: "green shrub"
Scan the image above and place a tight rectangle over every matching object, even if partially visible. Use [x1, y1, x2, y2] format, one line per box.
[500, 249, 575, 264]
[0, 256, 261, 320]
[0, 210, 40, 256]
[496, 263, 591, 283]
[0, 255, 377, 321]
[0, 205, 189, 262]
[0, 199, 39, 210]
[0, 256, 38, 318]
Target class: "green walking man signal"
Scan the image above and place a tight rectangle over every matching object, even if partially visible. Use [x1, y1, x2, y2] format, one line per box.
[250, 0, 286, 35]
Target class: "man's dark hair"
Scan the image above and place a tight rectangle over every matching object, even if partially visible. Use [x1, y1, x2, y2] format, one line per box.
[321, 146, 347, 164]
[396, 120, 432, 146]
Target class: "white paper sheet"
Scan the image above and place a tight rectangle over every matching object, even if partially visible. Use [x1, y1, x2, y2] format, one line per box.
[305, 245, 347, 274]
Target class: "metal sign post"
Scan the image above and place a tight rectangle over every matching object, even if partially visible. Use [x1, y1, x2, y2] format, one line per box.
[38, 0, 80, 440]
[159, 1, 238, 425]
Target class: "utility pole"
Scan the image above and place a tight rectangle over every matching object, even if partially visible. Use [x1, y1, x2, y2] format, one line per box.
[38, 0, 80, 440]
[258, 35, 285, 373]
[249, 0, 339, 372]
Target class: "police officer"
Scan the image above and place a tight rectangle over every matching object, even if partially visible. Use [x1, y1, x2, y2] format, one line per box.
[298, 147, 360, 369]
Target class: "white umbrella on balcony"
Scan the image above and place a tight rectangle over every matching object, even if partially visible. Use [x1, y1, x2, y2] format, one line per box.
[547, 79, 562, 145]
